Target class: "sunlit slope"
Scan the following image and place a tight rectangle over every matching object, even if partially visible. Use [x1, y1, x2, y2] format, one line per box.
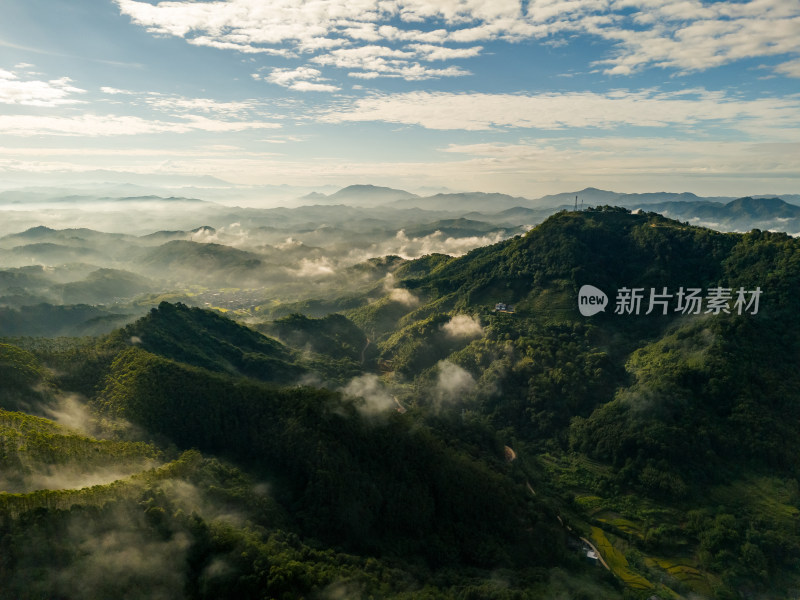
[0, 409, 161, 494]
[402, 207, 737, 318]
[371, 207, 800, 480]
[108, 301, 305, 383]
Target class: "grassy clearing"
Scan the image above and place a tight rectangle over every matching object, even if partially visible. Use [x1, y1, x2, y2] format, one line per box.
[595, 512, 644, 540]
[589, 526, 654, 591]
[645, 556, 714, 597]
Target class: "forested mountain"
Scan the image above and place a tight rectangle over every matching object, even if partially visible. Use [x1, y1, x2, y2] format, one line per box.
[2, 206, 800, 598]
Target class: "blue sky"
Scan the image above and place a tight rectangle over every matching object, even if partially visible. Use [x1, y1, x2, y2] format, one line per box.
[1, 0, 798, 200]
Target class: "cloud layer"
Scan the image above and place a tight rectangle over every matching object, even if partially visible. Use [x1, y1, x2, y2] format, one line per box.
[115, 0, 800, 87]
[322, 89, 800, 132]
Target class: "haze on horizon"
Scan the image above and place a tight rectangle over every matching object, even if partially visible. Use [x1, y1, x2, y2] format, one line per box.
[0, 0, 799, 202]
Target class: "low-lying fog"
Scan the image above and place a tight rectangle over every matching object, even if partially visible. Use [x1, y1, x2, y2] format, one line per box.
[0, 186, 797, 336]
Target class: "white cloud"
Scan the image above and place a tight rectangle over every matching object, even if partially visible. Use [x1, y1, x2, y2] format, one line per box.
[389, 287, 419, 306]
[435, 360, 475, 403]
[592, 2, 800, 75]
[114, 0, 800, 79]
[0, 113, 280, 137]
[313, 45, 414, 68]
[321, 89, 800, 131]
[409, 43, 483, 61]
[0, 69, 85, 106]
[263, 66, 340, 92]
[311, 45, 471, 79]
[442, 314, 484, 339]
[287, 256, 336, 277]
[383, 272, 419, 306]
[100, 89, 285, 120]
[101, 86, 135, 95]
[145, 96, 260, 116]
[348, 64, 469, 80]
[342, 374, 395, 415]
[774, 58, 800, 78]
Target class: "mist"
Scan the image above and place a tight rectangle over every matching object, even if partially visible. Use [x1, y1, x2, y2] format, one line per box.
[0, 461, 160, 495]
[435, 360, 476, 407]
[441, 314, 484, 340]
[0, 193, 529, 336]
[43, 393, 101, 436]
[342, 374, 396, 416]
[383, 273, 419, 308]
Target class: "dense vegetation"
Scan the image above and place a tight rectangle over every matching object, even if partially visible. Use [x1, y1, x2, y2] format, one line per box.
[3, 206, 800, 598]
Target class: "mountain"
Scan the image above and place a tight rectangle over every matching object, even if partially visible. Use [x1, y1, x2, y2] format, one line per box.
[304, 184, 419, 206]
[536, 187, 746, 208]
[138, 225, 217, 245]
[111, 301, 304, 384]
[389, 191, 537, 212]
[401, 217, 514, 238]
[10, 243, 105, 266]
[257, 312, 373, 364]
[57, 268, 157, 305]
[0, 226, 134, 249]
[297, 191, 328, 202]
[0, 303, 136, 337]
[642, 196, 800, 232]
[300, 186, 539, 212]
[0, 301, 584, 599]
[0, 407, 161, 493]
[4, 206, 800, 598]
[536, 187, 622, 207]
[339, 207, 800, 596]
[137, 240, 263, 281]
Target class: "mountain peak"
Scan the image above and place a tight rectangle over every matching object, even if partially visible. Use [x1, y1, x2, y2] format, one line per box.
[24, 225, 56, 235]
[330, 184, 418, 198]
[117, 301, 303, 384]
[725, 196, 797, 216]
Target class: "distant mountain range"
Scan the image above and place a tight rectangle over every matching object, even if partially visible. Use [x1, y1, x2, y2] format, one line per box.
[298, 184, 800, 212]
[635, 196, 800, 233]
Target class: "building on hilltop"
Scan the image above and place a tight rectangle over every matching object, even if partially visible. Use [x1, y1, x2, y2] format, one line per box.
[493, 302, 515, 314]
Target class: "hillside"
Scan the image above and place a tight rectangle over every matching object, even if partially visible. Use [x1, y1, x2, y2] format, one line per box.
[138, 240, 262, 272]
[57, 268, 157, 305]
[111, 301, 304, 384]
[340, 206, 800, 596]
[2, 207, 800, 598]
[0, 301, 608, 599]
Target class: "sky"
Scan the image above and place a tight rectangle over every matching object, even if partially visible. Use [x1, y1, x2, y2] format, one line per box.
[0, 0, 799, 201]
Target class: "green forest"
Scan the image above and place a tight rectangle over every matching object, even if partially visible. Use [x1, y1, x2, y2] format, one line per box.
[2, 207, 800, 599]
